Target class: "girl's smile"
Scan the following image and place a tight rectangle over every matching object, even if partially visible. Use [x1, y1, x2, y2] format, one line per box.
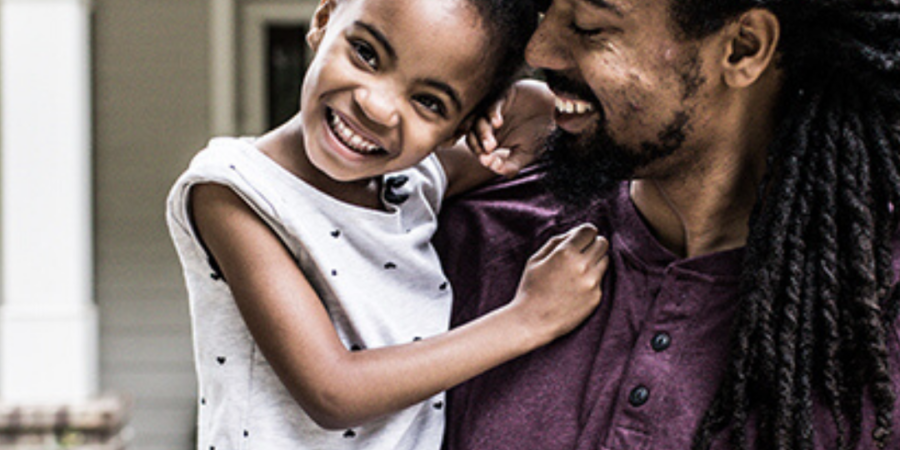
[326, 107, 388, 156]
[294, 0, 493, 187]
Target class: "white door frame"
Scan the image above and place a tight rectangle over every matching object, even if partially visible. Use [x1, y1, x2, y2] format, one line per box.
[210, 0, 316, 136]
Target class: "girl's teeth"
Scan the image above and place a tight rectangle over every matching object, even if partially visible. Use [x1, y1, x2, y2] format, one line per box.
[330, 111, 381, 153]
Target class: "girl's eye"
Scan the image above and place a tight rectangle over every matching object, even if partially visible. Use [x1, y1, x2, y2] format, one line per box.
[413, 94, 447, 117]
[351, 40, 378, 69]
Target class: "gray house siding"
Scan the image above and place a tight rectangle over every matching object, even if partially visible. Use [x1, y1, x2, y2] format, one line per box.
[93, 0, 316, 448]
[93, 0, 208, 448]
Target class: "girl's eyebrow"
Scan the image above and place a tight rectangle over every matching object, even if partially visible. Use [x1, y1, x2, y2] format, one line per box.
[419, 78, 463, 113]
[355, 21, 396, 60]
[354, 20, 462, 114]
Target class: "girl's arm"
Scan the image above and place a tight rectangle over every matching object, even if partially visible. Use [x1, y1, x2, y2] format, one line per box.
[191, 182, 607, 430]
[439, 79, 556, 198]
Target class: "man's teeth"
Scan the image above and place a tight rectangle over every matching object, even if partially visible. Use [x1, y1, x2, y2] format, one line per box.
[330, 112, 381, 153]
[555, 97, 595, 115]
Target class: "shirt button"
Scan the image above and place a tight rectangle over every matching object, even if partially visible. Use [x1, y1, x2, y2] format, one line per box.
[629, 385, 650, 407]
[651, 332, 671, 352]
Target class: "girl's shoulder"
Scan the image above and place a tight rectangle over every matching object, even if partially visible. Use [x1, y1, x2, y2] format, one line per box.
[167, 137, 284, 237]
[187, 137, 261, 175]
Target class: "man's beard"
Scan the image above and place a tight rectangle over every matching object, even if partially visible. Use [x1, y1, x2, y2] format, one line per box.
[541, 113, 690, 206]
[540, 73, 693, 206]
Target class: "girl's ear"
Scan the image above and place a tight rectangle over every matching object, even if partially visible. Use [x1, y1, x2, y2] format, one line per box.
[306, 0, 336, 51]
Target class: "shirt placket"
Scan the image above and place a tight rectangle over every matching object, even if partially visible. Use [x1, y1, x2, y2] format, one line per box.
[603, 265, 686, 450]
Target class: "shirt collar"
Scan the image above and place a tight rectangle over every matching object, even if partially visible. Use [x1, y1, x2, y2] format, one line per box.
[609, 181, 745, 282]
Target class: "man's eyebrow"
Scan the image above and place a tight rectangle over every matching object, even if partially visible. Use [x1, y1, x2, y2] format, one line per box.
[420, 78, 463, 113]
[355, 21, 396, 60]
[584, 0, 624, 17]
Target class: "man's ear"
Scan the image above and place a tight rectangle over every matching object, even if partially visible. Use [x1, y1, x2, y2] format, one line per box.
[721, 9, 780, 88]
[306, 0, 336, 51]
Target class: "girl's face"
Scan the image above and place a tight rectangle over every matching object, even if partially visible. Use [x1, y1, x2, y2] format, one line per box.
[300, 0, 493, 182]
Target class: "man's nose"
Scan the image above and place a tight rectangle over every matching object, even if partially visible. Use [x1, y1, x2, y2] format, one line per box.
[525, 11, 570, 72]
[354, 87, 400, 128]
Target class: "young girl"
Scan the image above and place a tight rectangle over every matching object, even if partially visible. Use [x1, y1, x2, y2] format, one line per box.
[166, 0, 608, 448]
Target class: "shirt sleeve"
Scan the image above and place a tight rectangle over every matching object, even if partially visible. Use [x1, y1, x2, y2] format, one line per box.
[166, 139, 282, 254]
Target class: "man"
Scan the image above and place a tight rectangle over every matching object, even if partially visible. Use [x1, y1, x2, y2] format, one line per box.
[435, 0, 900, 449]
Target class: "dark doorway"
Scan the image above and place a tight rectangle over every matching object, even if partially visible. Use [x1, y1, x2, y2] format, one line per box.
[267, 24, 308, 129]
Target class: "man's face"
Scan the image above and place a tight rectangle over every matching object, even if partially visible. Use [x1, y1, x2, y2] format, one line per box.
[527, 0, 712, 203]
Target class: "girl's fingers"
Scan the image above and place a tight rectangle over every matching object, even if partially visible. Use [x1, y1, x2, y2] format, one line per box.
[530, 232, 567, 261]
[489, 99, 505, 129]
[586, 236, 610, 263]
[490, 149, 511, 173]
[466, 130, 483, 155]
[481, 149, 528, 177]
[466, 119, 491, 155]
[562, 224, 600, 254]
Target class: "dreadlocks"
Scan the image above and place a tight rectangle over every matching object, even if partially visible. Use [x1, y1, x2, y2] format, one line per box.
[681, 0, 900, 449]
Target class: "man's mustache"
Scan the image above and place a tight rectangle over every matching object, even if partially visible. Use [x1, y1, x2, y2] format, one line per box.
[543, 70, 600, 106]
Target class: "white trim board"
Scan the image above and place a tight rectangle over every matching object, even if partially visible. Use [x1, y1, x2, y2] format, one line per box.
[210, 0, 317, 136]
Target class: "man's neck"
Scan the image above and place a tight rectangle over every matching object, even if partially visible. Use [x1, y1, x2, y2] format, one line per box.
[629, 69, 782, 258]
[630, 149, 765, 259]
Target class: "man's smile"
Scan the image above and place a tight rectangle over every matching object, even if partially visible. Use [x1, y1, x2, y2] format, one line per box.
[552, 93, 600, 135]
[554, 96, 595, 115]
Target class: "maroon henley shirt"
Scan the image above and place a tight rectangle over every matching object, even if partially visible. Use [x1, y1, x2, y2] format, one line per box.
[434, 167, 900, 450]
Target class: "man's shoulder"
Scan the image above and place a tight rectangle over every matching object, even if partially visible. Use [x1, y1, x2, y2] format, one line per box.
[435, 166, 621, 327]
[437, 163, 620, 245]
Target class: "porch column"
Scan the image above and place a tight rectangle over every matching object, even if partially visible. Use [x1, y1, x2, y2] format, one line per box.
[210, 0, 237, 135]
[0, 0, 96, 402]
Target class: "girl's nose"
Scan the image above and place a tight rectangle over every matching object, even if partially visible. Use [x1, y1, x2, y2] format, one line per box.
[354, 87, 400, 128]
